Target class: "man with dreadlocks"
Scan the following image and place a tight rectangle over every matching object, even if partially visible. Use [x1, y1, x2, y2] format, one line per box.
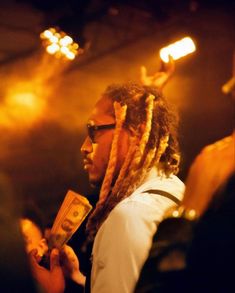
[80, 82, 184, 293]
[30, 61, 184, 293]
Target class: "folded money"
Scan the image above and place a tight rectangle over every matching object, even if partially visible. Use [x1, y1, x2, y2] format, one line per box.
[48, 190, 92, 249]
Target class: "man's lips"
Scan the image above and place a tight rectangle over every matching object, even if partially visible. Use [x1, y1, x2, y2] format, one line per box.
[83, 158, 92, 170]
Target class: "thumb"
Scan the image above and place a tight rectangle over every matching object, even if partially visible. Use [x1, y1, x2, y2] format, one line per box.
[140, 65, 147, 78]
[50, 248, 60, 271]
[165, 54, 175, 74]
[29, 249, 41, 266]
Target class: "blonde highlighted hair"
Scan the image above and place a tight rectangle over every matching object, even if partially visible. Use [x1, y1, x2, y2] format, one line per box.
[86, 82, 180, 242]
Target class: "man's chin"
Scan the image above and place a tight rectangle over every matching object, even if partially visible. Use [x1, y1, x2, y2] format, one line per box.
[89, 177, 102, 189]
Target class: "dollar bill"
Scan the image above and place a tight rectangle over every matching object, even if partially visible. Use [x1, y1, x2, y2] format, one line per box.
[48, 190, 92, 249]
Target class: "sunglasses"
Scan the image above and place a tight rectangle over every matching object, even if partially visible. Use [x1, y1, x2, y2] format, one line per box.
[87, 123, 116, 143]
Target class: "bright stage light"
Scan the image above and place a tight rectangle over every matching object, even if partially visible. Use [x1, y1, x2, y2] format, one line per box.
[160, 37, 196, 62]
[46, 43, 60, 54]
[41, 29, 53, 39]
[59, 36, 73, 46]
[49, 35, 59, 43]
[60, 46, 70, 55]
[66, 52, 75, 60]
[40, 27, 79, 61]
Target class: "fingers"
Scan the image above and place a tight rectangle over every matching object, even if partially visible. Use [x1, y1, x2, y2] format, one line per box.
[29, 248, 42, 264]
[61, 244, 75, 255]
[61, 245, 79, 268]
[140, 66, 148, 85]
[50, 249, 60, 271]
[44, 228, 51, 241]
[183, 133, 235, 215]
[60, 246, 85, 286]
[140, 66, 147, 78]
[167, 55, 175, 74]
[60, 245, 79, 279]
[37, 238, 49, 257]
[141, 57, 175, 88]
[29, 249, 47, 281]
[161, 54, 175, 75]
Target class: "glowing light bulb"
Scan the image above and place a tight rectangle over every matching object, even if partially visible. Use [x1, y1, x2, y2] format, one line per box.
[49, 35, 59, 43]
[72, 43, 79, 50]
[49, 28, 56, 34]
[160, 37, 196, 62]
[41, 30, 53, 39]
[46, 44, 60, 54]
[59, 36, 73, 46]
[60, 46, 70, 55]
[172, 210, 179, 217]
[66, 52, 75, 60]
[40, 27, 79, 60]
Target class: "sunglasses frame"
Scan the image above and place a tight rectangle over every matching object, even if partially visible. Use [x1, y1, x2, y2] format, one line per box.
[87, 123, 116, 143]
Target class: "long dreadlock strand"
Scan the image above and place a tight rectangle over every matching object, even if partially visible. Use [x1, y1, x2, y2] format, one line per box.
[169, 153, 180, 174]
[124, 111, 170, 196]
[154, 135, 169, 166]
[117, 94, 155, 197]
[127, 147, 156, 194]
[111, 136, 138, 197]
[86, 102, 127, 241]
[130, 135, 169, 195]
[142, 147, 157, 171]
[132, 94, 155, 167]
[98, 102, 127, 203]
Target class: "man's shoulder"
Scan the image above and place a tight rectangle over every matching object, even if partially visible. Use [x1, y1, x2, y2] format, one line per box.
[112, 195, 154, 217]
[130, 174, 185, 202]
[112, 174, 184, 211]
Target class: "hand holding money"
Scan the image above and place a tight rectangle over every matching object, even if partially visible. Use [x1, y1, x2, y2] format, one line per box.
[60, 245, 86, 286]
[48, 190, 92, 249]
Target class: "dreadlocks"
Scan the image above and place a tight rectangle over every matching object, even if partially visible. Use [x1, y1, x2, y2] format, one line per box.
[86, 82, 179, 242]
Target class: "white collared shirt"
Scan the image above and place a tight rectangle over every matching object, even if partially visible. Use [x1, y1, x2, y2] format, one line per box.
[91, 169, 185, 293]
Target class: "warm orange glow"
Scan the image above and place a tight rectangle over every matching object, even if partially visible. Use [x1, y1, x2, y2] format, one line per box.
[0, 31, 74, 130]
[160, 37, 196, 62]
[222, 76, 235, 94]
[40, 27, 79, 60]
[73, 43, 79, 50]
[6, 92, 39, 109]
[0, 89, 46, 128]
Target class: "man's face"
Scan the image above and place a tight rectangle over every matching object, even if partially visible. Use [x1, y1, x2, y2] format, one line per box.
[81, 97, 129, 188]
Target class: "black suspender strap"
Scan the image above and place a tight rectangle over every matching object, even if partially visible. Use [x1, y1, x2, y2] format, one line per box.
[144, 189, 181, 205]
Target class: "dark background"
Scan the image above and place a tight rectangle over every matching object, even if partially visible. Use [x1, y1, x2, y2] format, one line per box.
[0, 0, 234, 225]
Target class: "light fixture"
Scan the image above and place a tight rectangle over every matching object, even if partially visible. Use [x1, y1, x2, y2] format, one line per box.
[40, 27, 79, 60]
[159, 37, 196, 62]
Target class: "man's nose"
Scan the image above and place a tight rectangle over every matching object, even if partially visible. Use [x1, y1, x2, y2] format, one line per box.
[81, 136, 93, 155]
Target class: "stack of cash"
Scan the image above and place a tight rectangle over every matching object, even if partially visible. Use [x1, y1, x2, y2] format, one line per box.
[48, 190, 92, 249]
